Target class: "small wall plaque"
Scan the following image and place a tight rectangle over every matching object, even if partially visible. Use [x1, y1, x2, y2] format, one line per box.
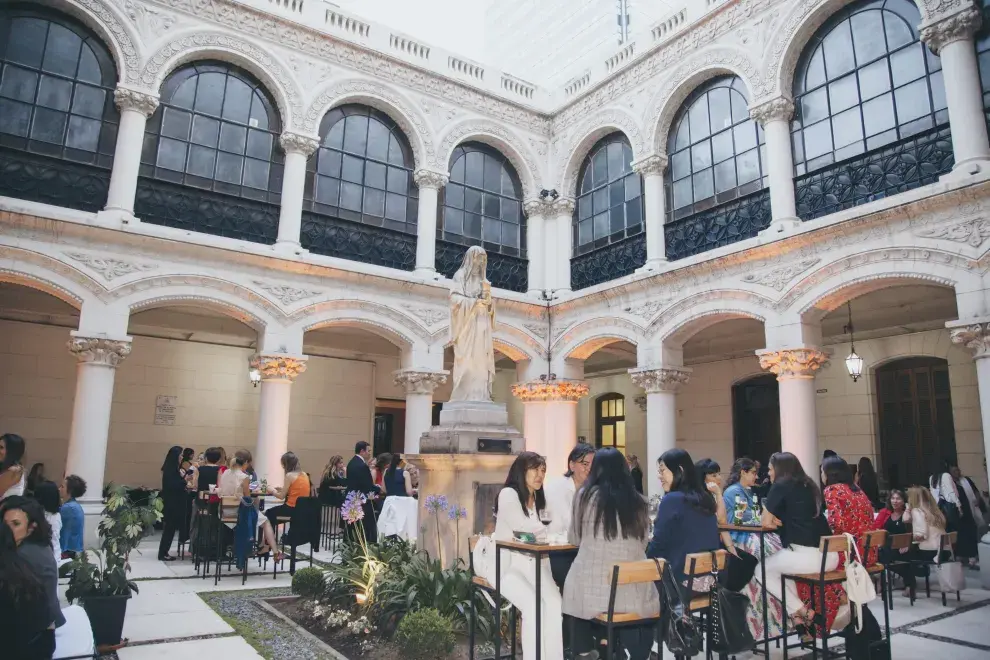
[154, 395, 177, 426]
[477, 438, 512, 454]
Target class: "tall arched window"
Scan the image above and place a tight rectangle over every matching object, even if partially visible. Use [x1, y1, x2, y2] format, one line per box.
[665, 76, 766, 223]
[792, 0, 947, 175]
[140, 62, 283, 203]
[573, 133, 643, 255]
[975, 0, 990, 126]
[304, 104, 418, 234]
[595, 393, 626, 453]
[0, 8, 118, 168]
[440, 142, 524, 257]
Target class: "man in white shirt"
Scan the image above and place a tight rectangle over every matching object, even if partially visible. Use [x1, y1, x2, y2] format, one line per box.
[544, 443, 595, 588]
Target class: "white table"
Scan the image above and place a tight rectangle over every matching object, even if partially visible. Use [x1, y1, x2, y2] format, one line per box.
[378, 496, 419, 541]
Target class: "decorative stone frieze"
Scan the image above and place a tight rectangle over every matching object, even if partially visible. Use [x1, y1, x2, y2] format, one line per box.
[915, 217, 990, 246]
[523, 199, 554, 218]
[413, 170, 450, 190]
[67, 337, 132, 367]
[949, 322, 990, 359]
[249, 354, 308, 381]
[113, 87, 159, 116]
[748, 97, 795, 125]
[401, 305, 447, 327]
[278, 132, 320, 156]
[920, 7, 982, 54]
[552, 197, 577, 216]
[253, 281, 321, 305]
[393, 369, 449, 395]
[742, 259, 820, 292]
[757, 348, 829, 378]
[65, 252, 157, 281]
[631, 154, 668, 177]
[511, 378, 590, 402]
[629, 367, 691, 393]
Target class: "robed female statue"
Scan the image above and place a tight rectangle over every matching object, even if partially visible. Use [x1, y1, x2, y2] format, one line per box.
[449, 246, 496, 402]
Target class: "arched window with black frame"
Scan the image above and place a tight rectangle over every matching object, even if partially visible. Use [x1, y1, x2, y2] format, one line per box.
[792, 0, 952, 220]
[136, 61, 284, 243]
[975, 0, 990, 127]
[663, 76, 770, 261]
[595, 393, 626, 453]
[0, 6, 119, 212]
[301, 104, 419, 270]
[569, 132, 645, 290]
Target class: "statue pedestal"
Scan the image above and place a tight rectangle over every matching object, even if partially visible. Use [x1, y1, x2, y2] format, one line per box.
[421, 400, 524, 454]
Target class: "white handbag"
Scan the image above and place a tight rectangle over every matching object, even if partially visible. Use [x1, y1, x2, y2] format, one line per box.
[936, 556, 966, 593]
[472, 535, 496, 584]
[842, 533, 877, 633]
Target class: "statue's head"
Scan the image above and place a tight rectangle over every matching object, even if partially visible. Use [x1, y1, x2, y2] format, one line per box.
[464, 246, 487, 278]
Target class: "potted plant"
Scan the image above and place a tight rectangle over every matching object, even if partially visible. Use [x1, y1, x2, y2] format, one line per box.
[66, 485, 163, 647]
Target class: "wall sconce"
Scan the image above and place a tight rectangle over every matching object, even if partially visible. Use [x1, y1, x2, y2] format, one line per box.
[843, 302, 863, 382]
[248, 366, 261, 387]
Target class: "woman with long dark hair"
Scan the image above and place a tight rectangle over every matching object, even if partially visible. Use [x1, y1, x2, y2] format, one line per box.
[492, 452, 563, 660]
[856, 457, 881, 509]
[564, 448, 657, 660]
[381, 453, 413, 498]
[33, 481, 63, 563]
[25, 463, 45, 497]
[158, 445, 186, 561]
[318, 454, 347, 507]
[0, 522, 53, 658]
[0, 433, 27, 500]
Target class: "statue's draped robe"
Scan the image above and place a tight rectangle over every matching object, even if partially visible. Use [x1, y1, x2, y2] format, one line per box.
[449, 262, 495, 402]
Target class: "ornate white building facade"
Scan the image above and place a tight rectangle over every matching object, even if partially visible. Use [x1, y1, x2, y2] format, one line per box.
[3, 0, 990, 522]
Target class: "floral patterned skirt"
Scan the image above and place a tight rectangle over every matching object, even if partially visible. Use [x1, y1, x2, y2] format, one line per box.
[737, 532, 787, 641]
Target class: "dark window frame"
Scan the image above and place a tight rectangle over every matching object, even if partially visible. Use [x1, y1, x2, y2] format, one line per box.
[573, 132, 644, 256]
[594, 392, 627, 453]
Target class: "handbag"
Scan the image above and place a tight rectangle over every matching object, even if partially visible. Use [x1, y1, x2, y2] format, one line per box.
[721, 548, 758, 592]
[935, 556, 966, 593]
[472, 535, 496, 584]
[842, 604, 888, 660]
[707, 552, 756, 655]
[842, 533, 877, 633]
[937, 498, 960, 529]
[659, 560, 703, 656]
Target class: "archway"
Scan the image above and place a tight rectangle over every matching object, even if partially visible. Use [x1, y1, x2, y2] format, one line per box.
[875, 357, 956, 489]
[732, 374, 781, 467]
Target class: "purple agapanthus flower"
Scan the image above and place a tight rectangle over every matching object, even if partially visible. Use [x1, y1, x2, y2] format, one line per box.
[424, 494, 449, 514]
[448, 505, 468, 521]
[341, 491, 367, 524]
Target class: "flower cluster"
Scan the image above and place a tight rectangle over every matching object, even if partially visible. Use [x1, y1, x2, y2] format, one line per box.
[341, 491, 367, 524]
[447, 505, 468, 521]
[424, 494, 449, 514]
[346, 615, 376, 635]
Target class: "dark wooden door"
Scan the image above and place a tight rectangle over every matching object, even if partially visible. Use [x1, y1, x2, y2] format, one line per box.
[876, 358, 956, 489]
[732, 374, 781, 466]
[373, 413, 393, 455]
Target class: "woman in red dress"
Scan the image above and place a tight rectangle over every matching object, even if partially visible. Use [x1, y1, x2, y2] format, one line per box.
[797, 455, 877, 637]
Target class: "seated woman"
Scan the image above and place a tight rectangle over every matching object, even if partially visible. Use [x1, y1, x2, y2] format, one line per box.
[219, 450, 281, 561]
[0, 523, 54, 659]
[875, 489, 913, 591]
[647, 448, 719, 594]
[908, 486, 948, 568]
[382, 454, 414, 498]
[264, 452, 311, 530]
[318, 455, 347, 508]
[491, 451, 564, 660]
[59, 475, 87, 560]
[564, 448, 657, 660]
[696, 458, 736, 555]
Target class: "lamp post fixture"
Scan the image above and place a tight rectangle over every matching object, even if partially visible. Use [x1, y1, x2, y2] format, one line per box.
[843, 302, 863, 382]
[248, 365, 261, 387]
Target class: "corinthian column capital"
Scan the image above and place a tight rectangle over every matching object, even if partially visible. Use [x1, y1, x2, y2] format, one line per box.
[523, 198, 554, 218]
[393, 369, 449, 395]
[921, 7, 982, 55]
[413, 169, 449, 190]
[250, 354, 308, 382]
[631, 154, 668, 176]
[757, 347, 829, 378]
[552, 197, 577, 217]
[949, 321, 990, 359]
[113, 86, 159, 116]
[749, 97, 795, 125]
[629, 366, 692, 393]
[67, 335, 132, 367]
[279, 132, 320, 156]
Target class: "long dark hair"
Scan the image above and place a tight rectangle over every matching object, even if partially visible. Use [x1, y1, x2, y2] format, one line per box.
[0, 523, 44, 610]
[0, 496, 52, 547]
[161, 445, 182, 473]
[384, 453, 402, 482]
[0, 433, 25, 472]
[857, 457, 880, 504]
[497, 451, 546, 517]
[34, 480, 61, 515]
[770, 452, 822, 514]
[576, 448, 647, 542]
[821, 456, 859, 492]
[659, 448, 716, 515]
[26, 463, 45, 492]
[725, 457, 757, 488]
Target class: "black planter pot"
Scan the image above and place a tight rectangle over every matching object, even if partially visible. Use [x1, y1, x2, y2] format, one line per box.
[81, 593, 131, 646]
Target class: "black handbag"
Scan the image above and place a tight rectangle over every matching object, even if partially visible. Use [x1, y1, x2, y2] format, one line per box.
[659, 560, 703, 657]
[721, 548, 758, 592]
[708, 552, 756, 655]
[937, 497, 960, 530]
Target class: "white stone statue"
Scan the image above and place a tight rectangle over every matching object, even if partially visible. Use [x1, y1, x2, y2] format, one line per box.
[449, 246, 496, 402]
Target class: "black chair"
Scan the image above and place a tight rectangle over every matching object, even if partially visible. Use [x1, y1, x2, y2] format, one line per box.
[467, 535, 518, 660]
[278, 496, 321, 576]
[918, 531, 961, 606]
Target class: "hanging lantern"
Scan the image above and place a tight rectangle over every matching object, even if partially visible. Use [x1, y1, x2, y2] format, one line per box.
[844, 302, 862, 382]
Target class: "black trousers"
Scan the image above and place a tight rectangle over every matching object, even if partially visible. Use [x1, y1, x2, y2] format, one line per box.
[158, 495, 183, 559]
[571, 618, 654, 660]
[14, 628, 55, 660]
[265, 504, 294, 532]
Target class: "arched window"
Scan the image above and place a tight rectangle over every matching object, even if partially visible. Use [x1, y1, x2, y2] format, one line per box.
[595, 393, 626, 453]
[140, 62, 283, 202]
[792, 0, 947, 175]
[665, 76, 766, 223]
[975, 0, 990, 124]
[0, 7, 118, 166]
[573, 133, 643, 255]
[440, 142, 524, 256]
[304, 104, 418, 234]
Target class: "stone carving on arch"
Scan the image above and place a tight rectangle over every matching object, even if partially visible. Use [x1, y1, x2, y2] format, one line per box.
[0, 268, 86, 310]
[109, 275, 286, 325]
[558, 107, 645, 197]
[435, 119, 540, 199]
[128, 294, 270, 331]
[554, 317, 644, 361]
[649, 291, 772, 344]
[290, 299, 431, 348]
[646, 46, 766, 155]
[304, 79, 433, 169]
[41, 0, 142, 85]
[140, 30, 303, 131]
[0, 245, 108, 303]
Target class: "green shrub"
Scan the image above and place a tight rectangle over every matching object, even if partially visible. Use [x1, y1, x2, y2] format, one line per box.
[395, 608, 455, 659]
[291, 567, 327, 599]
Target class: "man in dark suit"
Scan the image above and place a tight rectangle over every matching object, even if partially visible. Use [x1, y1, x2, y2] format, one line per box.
[345, 441, 380, 543]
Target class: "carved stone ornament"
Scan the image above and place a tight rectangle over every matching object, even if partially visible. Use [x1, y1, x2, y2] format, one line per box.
[278, 132, 320, 156]
[633, 395, 648, 412]
[67, 337, 132, 366]
[402, 305, 447, 326]
[249, 354, 308, 381]
[757, 348, 829, 378]
[631, 154, 669, 177]
[252, 280, 321, 305]
[523, 199, 554, 218]
[920, 7, 982, 54]
[510, 378, 590, 402]
[742, 259, 820, 291]
[65, 252, 157, 281]
[413, 170, 450, 190]
[915, 217, 990, 246]
[629, 367, 692, 393]
[523, 322, 548, 339]
[393, 369, 449, 395]
[749, 97, 795, 125]
[553, 197, 577, 216]
[949, 322, 990, 359]
[113, 87, 160, 116]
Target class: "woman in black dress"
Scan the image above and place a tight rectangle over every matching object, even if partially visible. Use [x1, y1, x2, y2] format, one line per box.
[627, 454, 644, 495]
[158, 446, 187, 561]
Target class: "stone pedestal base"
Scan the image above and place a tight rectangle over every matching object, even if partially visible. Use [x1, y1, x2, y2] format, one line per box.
[439, 400, 509, 426]
[419, 424, 524, 454]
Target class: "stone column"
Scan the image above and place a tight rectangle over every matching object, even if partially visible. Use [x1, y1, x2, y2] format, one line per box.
[757, 348, 828, 477]
[65, 334, 132, 543]
[414, 170, 449, 274]
[511, 379, 590, 478]
[630, 366, 691, 498]
[750, 97, 799, 231]
[251, 354, 307, 484]
[550, 197, 576, 292]
[102, 87, 158, 219]
[275, 132, 320, 252]
[632, 154, 668, 272]
[921, 8, 990, 176]
[523, 199, 552, 295]
[393, 369, 448, 454]
[948, 321, 990, 490]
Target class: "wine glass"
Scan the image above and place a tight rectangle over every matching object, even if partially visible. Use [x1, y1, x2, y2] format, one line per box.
[539, 508, 553, 538]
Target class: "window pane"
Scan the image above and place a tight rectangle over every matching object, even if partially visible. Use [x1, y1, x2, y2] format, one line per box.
[862, 93, 896, 136]
[594, 211, 608, 239]
[465, 188, 483, 214]
[930, 71, 946, 112]
[37, 75, 72, 111]
[76, 46, 101, 85]
[802, 121, 832, 160]
[484, 157, 502, 193]
[730, 89, 749, 125]
[708, 88, 732, 133]
[625, 198, 642, 228]
[0, 66, 38, 103]
[464, 212, 482, 238]
[607, 141, 624, 180]
[325, 120, 344, 149]
[340, 181, 363, 211]
[800, 87, 828, 125]
[341, 154, 363, 184]
[70, 85, 105, 119]
[609, 180, 624, 208]
[828, 74, 859, 114]
[385, 192, 406, 221]
[191, 115, 220, 147]
[317, 149, 341, 177]
[363, 187, 385, 216]
[823, 22, 855, 79]
[688, 96, 710, 140]
[215, 152, 243, 184]
[602, 425, 614, 447]
[483, 218, 500, 242]
[466, 151, 485, 187]
[248, 93, 269, 130]
[858, 60, 891, 101]
[736, 149, 760, 184]
[890, 43, 925, 87]
[894, 78, 931, 124]
[366, 119, 390, 161]
[187, 144, 217, 178]
[243, 158, 270, 189]
[671, 150, 690, 180]
[610, 205, 624, 233]
[365, 161, 386, 190]
[693, 168, 714, 201]
[343, 115, 369, 155]
[616, 421, 626, 447]
[219, 122, 246, 154]
[624, 173, 641, 201]
[31, 107, 66, 143]
[733, 122, 757, 153]
[714, 159, 736, 193]
[504, 200, 520, 224]
[315, 176, 339, 204]
[245, 129, 272, 159]
[804, 48, 826, 91]
[483, 193, 500, 218]
[445, 207, 463, 233]
[502, 169, 516, 196]
[193, 72, 225, 116]
[388, 134, 406, 166]
[578, 219, 593, 246]
[593, 186, 608, 214]
[711, 130, 734, 163]
[156, 137, 187, 171]
[673, 178, 692, 209]
[65, 115, 100, 151]
[578, 194, 592, 219]
[222, 77, 252, 124]
[386, 167, 407, 193]
[691, 140, 712, 170]
[851, 11, 886, 65]
[0, 98, 31, 136]
[884, 14, 914, 51]
[502, 224, 519, 247]
[6, 19, 47, 69]
[831, 107, 864, 149]
[42, 24, 82, 77]
[446, 183, 464, 209]
[592, 148, 608, 186]
[673, 119, 690, 151]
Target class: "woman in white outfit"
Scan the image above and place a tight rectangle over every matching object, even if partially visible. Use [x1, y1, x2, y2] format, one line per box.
[218, 449, 281, 560]
[492, 451, 564, 660]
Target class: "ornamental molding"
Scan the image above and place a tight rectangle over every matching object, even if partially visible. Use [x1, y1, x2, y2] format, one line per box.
[75, 0, 141, 84]
[0, 246, 106, 300]
[113, 87, 159, 116]
[413, 170, 449, 190]
[552, 197, 577, 216]
[757, 348, 828, 378]
[109, 275, 284, 323]
[626, 298, 673, 322]
[250, 354, 308, 381]
[628, 367, 692, 393]
[523, 199, 554, 218]
[742, 259, 820, 291]
[915, 217, 990, 247]
[64, 251, 157, 281]
[435, 120, 540, 197]
[292, 300, 433, 343]
[278, 132, 320, 156]
[554, 316, 644, 358]
[920, 7, 982, 54]
[393, 369, 449, 395]
[510, 378, 590, 402]
[559, 107, 645, 193]
[949, 322, 990, 359]
[647, 289, 769, 338]
[631, 154, 668, 176]
[122, 0, 177, 37]
[67, 336, 132, 366]
[748, 97, 795, 125]
[633, 395, 648, 411]
[401, 304, 447, 327]
[252, 280, 321, 305]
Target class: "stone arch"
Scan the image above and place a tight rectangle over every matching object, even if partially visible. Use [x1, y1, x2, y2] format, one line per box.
[646, 46, 765, 156]
[290, 300, 432, 350]
[559, 107, 645, 198]
[651, 292, 772, 344]
[0, 247, 109, 306]
[304, 79, 433, 169]
[554, 317, 644, 361]
[140, 30, 303, 131]
[0, 269, 87, 310]
[436, 119, 540, 199]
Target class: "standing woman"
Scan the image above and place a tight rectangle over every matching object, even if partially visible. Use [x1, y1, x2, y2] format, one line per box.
[381, 454, 414, 498]
[627, 454, 644, 495]
[158, 446, 187, 561]
[25, 463, 45, 497]
[0, 433, 27, 500]
[856, 457, 881, 509]
[33, 481, 63, 564]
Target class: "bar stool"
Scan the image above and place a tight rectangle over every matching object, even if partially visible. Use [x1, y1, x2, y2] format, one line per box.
[591, 558, 665, 660]
[467, 535, 518, 660]
[683, 549, 728, 660]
